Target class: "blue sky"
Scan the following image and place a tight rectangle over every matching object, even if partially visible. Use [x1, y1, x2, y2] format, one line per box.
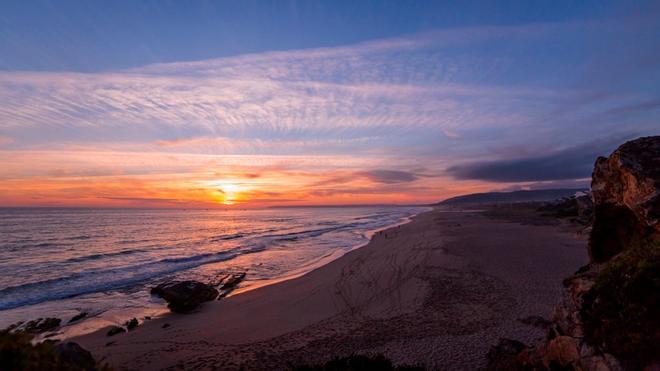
[0, 0, 645, 72]
[0, 1, 658, 206]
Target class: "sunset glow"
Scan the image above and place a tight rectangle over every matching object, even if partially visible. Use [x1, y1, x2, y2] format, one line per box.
[1, 3, 659, 369]
[0, 2, 658, 208]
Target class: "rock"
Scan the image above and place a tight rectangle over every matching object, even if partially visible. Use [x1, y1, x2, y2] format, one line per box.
[23, 317, 61, 334]
[575, 191, 594, 222]
[590, 136, 660, 262]
[161, 323, 170, 328]
[542, 336, 580, 368]
[3, 321, 24, 332]
[220, 272, 246, 290]
[124, 318, 138, 330]
[106, 326, 126, 337]
[68, 312, 88, 323]
[579, 344, 623, 371]
[510, 136, 660, 371]
[483, 137, 660, 371]
[485, 338, 529, 371]
[55, 342, 96, 370]
[217, 272, 246, 299]
[151, 280, 218, 312]
[519, 315, 552, 330]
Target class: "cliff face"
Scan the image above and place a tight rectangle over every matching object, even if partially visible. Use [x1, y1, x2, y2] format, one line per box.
[487, 136, 660, 371]
[590, 136, 660, 262]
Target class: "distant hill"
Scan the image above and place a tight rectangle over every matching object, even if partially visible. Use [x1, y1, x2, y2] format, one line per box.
[438, 188, 586, 206]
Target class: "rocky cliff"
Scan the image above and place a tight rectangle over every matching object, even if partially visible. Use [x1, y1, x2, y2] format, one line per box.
[487, 136, 660, 371]
[590, 136, 660, 262]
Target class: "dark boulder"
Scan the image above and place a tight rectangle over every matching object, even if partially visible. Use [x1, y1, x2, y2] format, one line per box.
[151, 280, 218, 312]
[220, 272, 245, 290]
[218, 272, 246, 298]
[106, 326, 125, 337]
[124, 318, 138, 330]
[68, 312, 88, 324]
[23, 318, 61, 334]
[55, 342, 96, 370]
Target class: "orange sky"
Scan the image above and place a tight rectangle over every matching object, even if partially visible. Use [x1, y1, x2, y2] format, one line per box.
[0, 149, 500, 208]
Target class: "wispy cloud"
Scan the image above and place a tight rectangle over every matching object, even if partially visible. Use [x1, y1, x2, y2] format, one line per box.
[0, 17, 658, 206]
[0, 23, 574, 146]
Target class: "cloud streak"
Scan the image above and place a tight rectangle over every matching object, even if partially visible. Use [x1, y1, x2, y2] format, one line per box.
[0, 17, 659, 206]
[358, 170, 418, 184]
[446, 137, 630, 182]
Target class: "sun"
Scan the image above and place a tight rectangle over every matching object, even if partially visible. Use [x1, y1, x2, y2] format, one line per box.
[200, 179, 252, 206]
[214, 182, 245, 205]
[219, 183, 239, 205]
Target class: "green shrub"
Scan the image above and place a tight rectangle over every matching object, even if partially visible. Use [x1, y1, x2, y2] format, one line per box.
[581, 238, 660, 367]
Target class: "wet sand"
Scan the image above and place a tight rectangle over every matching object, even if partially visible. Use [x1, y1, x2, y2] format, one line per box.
[75, 206, 588, 370]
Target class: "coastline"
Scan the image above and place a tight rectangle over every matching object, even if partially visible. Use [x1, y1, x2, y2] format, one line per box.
[74, 205, 588, 370]
[231, 207, 431, 297]
[0, 206, 425, 340]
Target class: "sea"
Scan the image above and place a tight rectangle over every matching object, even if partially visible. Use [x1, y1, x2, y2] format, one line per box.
[0, 206, 426, 337]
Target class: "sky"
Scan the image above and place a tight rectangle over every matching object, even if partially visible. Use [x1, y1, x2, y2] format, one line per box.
[0, 0, 659, 207]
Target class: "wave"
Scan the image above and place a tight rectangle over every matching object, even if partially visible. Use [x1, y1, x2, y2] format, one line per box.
[33, 242, 62, 248]
[0, 243, 266, 310]
[0, 206, 425, 311]
[61, 248, 152, 264]
[67, 235, 91, 241]
[209, 233, 244, 242]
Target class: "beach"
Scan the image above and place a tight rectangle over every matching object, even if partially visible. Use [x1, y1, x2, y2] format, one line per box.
[74, 205, 588, 370]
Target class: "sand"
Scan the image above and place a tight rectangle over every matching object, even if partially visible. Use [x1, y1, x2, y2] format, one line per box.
[74, 206, 588, 370]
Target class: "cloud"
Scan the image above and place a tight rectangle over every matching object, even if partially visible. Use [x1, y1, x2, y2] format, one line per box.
[358, 169, 418, 184]
[1, 17, 655, 163]
[0, 17, 659, 207]
[0, 136, 13, 146]
[601, 99, 660, 117]
[446, 137, 630, 182]
[0, 22, 582, 152]
[99, 196, 183, 203]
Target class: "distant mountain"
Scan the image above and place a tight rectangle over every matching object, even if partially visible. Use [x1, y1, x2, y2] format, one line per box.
[438, 188, 587, 205]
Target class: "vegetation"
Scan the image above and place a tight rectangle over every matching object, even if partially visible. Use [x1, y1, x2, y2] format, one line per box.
[581, 238, 660, 367]
[292, 354, 424, 371]
[0, 329, 110, 371]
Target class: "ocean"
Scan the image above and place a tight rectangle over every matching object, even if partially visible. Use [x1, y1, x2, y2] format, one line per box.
[0, 206, 425, 337]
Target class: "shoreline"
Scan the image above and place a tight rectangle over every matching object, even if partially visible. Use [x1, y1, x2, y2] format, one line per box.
[231, 207, 431, 297]
[74, 205, 588, 370]
[0, 206, 428, 340]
